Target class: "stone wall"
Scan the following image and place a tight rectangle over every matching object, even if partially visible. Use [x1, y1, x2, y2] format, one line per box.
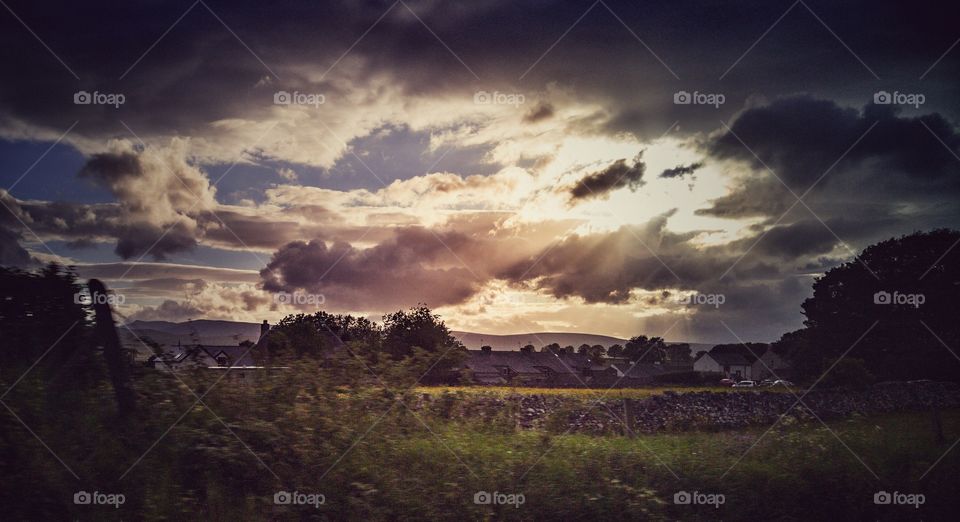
[414, 382, 960, 434]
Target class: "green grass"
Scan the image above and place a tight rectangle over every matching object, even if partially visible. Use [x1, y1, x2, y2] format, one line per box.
[5, 365, 957, 521]
[341, 410, 960, 520]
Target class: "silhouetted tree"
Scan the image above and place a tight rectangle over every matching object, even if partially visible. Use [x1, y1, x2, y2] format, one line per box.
[623, 336, 667, 363]
[0, 264, 89, 368]
[541, 342, 561, 353]
[588, 344, 606, 361]
[783, 229, 960, 381]
[710, 342, 768, 361]
[382, 305, 463, 359]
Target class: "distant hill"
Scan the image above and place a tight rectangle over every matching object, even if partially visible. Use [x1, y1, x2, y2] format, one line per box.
[125, 319, 262, 347]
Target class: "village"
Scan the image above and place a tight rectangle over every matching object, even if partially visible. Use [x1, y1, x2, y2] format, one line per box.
[137, 319, 791, 388]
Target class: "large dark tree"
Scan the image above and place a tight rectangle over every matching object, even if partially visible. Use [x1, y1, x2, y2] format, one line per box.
[540, 342, 561, 354]
[268, 311, 382, 360]
[783, 229, 960, 381]
[710, 343, 768, 360]
[382, 305, 463, 359]
[607, 344, 625, 357]
[623, 335, 667, 363]
[0, 264, 91, 378]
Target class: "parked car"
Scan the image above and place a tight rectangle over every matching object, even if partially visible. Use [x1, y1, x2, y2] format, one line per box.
[719, 378, 736, 387]
[732, 380, 756, 388]
[759, 379, 775, 387]
[770, 379, 794, 387]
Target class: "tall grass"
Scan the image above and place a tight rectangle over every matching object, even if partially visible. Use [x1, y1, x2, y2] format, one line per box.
[1, 363, 956, 520]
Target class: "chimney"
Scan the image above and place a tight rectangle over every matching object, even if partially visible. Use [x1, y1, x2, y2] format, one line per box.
[260, 320, 270, 340]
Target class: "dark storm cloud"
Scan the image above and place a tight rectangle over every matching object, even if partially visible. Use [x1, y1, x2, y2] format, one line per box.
[523, 102, 554, 123]
[1, 0, 957, 156]
[1, 191, 188, 260]
[735, 217, 898, 260]
[708, 97, 960, 191]
[112, 222, 198, 260]
[696, 95, 960, 268]
[260, 229, 485, 311]
[568, 155, 645, 201]
[660, 162, 703, 179]
[699, 96, 960, 258]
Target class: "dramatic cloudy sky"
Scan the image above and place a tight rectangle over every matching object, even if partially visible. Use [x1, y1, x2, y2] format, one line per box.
[1, 0, 958, 342]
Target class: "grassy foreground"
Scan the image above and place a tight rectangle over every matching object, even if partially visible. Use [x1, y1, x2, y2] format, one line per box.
[2, 366, 957, 521]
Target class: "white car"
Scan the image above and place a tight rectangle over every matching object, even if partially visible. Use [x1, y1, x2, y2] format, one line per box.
[732, 380, 756, 388]
[771, 379, 794, 387]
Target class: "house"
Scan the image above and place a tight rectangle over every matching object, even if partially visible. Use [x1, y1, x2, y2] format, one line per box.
[195, 345, 260, 368]
[693, 352, 753, 380]
[144, 344, 193, 370]
[146, 320, 280, 380]
[609, 362, 669, 384]
[461, 347, 597, 385]
[751, 347, 790, 380]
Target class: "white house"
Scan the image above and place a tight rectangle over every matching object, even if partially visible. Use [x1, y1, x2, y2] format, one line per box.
[694, 352, 752, 380]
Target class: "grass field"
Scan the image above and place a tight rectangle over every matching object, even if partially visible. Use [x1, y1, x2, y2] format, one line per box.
[325, 409, 960, 520]
[5, 368, 956, 521]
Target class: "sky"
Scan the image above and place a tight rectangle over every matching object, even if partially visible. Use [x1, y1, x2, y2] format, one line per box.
[1, 0, 958, 343]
